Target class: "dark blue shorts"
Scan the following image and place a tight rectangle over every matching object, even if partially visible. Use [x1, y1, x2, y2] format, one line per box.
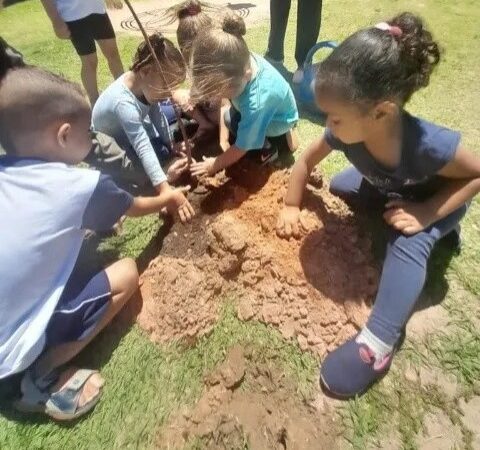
[44, 264, 112, 348]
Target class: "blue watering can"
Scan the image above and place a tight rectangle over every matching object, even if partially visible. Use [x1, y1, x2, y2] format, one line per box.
[294, 40, 338, 115]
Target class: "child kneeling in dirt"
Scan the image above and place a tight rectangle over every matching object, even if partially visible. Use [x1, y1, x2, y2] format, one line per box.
[0, 55, 194, 420]
[277, 13, 480, 398]
[92, 33, 194, 212]
[188, 12, 299, 178]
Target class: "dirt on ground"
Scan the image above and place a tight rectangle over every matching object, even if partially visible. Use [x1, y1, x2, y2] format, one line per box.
[137, 162, 377, 355]
[158, 345, 339, 449]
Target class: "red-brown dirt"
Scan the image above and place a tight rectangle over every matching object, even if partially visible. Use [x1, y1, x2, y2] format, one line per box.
[158, 345, 340, 449]
[137, 162, 378, 355]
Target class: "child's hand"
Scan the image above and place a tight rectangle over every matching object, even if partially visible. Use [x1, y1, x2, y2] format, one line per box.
[276, 205, 306, 239]
[383, 199, 434, 235]
[161, 186, 195, 223]
[190, 157, 216, 178]
[167, 156, 195, 183]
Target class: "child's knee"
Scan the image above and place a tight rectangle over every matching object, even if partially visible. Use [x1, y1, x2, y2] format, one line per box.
[106, 258, 139, 298]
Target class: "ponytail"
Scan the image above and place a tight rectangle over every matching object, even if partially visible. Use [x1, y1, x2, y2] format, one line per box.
[315, 12, 440, 106]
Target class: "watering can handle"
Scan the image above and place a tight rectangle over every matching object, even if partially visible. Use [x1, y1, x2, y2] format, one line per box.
[304, 41, 338, 67]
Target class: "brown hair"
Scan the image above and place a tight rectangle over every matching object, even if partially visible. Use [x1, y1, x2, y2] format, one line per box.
[190, 12, 249, 100]
[0, 63, 88, 154]
[166, 1, 214, 61]
[130, 33, 186, 87]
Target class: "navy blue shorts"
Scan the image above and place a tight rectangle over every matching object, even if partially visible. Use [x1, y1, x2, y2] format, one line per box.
[44, 264, 111, 348]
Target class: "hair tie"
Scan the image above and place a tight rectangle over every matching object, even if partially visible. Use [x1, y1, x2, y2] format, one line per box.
[375, 22, 403, 37]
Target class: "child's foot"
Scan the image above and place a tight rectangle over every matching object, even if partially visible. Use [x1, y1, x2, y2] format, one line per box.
[14, 368, 104, 421]
[259, 141, 279, 166]
[320, 335, 394, 398]
[441, 224, 462, 253]
[292, 68, 304, 84]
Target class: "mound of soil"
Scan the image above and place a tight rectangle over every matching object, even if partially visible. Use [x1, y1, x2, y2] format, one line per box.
[159, 346, 339, 449]
[138, 162, 377, 354]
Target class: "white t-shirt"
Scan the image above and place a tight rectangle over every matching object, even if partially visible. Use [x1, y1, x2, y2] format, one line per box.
[55, 0, 106, 22]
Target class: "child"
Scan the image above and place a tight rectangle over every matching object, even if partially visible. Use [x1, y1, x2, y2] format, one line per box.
[167, 0, 221, 143]
[41, 0, 124, 105]
[92, 33, 193, 205]
[0, 54, 194, 420]
[277, 13, 480, 398]
[189, 13, 299, 178]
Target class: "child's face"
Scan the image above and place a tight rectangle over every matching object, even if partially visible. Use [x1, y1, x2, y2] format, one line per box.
[141, 67, 183, 103]
[317, 96, 375, 144]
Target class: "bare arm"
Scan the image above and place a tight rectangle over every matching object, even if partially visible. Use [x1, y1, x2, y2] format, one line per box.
[384, 146, 480, 234]
[219, 99, 231, 152]
[277, 137, 332, 239]
[426, 146, 480, 219]
[284, 137, 333, 207]
[127, 184, 195, 222]
[40, 0, 70, 39]
[190, 145, 245, 177]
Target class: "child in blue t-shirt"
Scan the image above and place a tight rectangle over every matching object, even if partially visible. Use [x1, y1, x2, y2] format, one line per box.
[0, 55, 194, 420]
[277, 13, 480, 398]
[189, 12, 299, 178]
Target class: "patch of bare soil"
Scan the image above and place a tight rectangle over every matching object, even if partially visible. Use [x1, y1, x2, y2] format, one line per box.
[138, 162, 377, 354]
[158, 346, 340, 450]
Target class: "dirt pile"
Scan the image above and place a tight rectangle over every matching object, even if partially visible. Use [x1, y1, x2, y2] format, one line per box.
[138, 163, 377, 354]
[159, 345, 339, 450]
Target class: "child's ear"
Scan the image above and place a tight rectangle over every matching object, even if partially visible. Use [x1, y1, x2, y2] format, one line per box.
[57, 123, 71, 148]
[373, 101, 398, 120]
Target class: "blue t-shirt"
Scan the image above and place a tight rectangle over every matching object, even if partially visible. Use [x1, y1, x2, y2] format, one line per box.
[231, 54, 299, 151]
[0, 157, 133, 378]
[325, 111, 461, 196]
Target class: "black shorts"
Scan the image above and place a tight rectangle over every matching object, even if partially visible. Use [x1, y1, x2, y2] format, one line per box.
[66, 13, 116, 56]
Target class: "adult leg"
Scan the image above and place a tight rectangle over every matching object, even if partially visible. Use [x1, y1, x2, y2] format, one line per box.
[294, 0, 323, 76]
[80, 52, 99, 105]
[265, 0, 292, 63]
[97, 38, 124, 79]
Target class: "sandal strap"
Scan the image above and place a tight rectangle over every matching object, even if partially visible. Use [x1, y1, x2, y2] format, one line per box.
[47, 369, 99, 416]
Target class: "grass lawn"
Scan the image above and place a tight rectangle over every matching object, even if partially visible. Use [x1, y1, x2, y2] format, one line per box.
[0, 0, 479, 449]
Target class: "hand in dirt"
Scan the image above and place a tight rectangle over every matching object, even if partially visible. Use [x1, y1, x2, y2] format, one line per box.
[172, 89, 193, 111]
[167, 156, 195, 183]
[162, 186, 195, 223]
[53, 20, 70, 39]
[190, 156, 216, 178]
[276, 205, 308, 239]
[383, 199, 434, 235]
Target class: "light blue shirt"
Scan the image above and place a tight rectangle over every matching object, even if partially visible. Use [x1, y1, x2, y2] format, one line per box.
[231, 54, 299, 151]
[0, 158, 100, 378]
[92, 75, 170, 186]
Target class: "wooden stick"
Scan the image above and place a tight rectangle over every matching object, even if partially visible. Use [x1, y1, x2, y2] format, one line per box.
[123, 0, 192, 165]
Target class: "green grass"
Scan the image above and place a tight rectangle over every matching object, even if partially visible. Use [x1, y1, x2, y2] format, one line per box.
[1, 0, 480, 449]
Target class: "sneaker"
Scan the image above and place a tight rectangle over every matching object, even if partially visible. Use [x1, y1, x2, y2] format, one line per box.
[292, 68, 304, 84]
[259, 143, 278, 166]
[319, 335, 394, 399]
[441, 224, 462, 253]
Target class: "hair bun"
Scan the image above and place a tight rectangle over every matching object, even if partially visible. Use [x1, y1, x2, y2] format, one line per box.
[221, 12, 246, 37]
[177, 0, 202, 19]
